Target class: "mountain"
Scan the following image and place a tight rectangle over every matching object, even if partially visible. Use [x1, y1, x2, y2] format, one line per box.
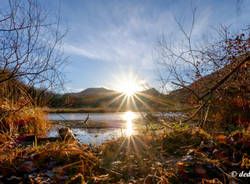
[77, 87, 115, 95]
[69, 87, 160, 96]
[49, 87, 172, 111]
[140, 88, 161, 96]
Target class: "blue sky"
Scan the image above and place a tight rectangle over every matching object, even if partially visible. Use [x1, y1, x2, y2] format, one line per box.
[33, 0, 250, 92]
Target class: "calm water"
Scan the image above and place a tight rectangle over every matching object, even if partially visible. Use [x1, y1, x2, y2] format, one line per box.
[47, 112, 180, 145]
[48, 127, 125, 145]
[47, 112, 142, 145]
[47, 112, 142, 121]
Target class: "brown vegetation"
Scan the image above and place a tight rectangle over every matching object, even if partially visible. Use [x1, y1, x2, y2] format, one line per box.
[1, 126, 248, 183]
[0, 98, 49, 136]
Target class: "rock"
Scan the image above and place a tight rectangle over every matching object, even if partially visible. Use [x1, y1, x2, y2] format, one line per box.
[59, 128, 76, 141]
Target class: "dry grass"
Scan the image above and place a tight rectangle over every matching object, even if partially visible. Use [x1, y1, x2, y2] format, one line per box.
[162, 127, 212, 155]
[0, 98, 49, 136]
[0, 140, 99, 183]
[94, 133, 182, 183]
[0, 124, 249, 183]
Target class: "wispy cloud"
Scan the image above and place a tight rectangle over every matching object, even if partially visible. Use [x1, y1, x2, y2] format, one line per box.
[63, 1, 214, 71]
[63, 3, 176, 69]
[64, 44, 100, 60]
[56, 0, 250, 91]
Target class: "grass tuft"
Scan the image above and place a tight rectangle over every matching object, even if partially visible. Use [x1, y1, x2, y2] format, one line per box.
[0, 99, 49, 136]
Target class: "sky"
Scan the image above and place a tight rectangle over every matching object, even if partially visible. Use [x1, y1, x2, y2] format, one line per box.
[6, 0, 250, 93]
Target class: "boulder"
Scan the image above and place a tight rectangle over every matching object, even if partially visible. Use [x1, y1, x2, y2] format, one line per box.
[58, 128, 76, 141]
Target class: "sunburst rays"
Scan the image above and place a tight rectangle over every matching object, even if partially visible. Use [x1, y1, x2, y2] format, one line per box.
[102, 89, 170, 112]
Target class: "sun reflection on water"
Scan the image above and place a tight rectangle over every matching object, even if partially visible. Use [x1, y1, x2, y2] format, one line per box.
[122, 111, 136, 136]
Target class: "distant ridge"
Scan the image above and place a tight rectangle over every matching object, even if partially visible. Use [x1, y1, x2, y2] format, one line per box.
[72, 87, 161, 96]
[140, 88, 161, 96]
[49, 87, 168, 111]
[77, 87, 115, 95]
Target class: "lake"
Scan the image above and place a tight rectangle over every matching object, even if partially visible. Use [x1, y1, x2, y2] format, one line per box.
[47, 112, 181, 145]
[47, 112, 142, 121]
[47, 112, 143, 145]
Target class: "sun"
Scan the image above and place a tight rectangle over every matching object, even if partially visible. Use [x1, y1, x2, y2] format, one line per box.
[114, 72, 144, 97]
[119, 80, 139, 96]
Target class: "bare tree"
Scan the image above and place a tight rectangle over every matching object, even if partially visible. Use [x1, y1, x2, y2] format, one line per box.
[156, 8, 250, 127]
[0, 0, 67, 91]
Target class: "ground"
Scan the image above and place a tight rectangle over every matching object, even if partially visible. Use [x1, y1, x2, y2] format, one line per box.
[0, 125, 249, 184]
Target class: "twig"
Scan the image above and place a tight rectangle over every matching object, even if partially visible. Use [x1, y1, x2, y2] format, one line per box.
[200, 104, 210, 128]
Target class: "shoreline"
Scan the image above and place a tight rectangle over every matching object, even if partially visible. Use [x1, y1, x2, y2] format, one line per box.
[44, 107, 188, 114]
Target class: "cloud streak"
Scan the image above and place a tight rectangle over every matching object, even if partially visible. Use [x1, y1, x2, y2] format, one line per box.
[62, 0, 216, 71]
[63, 2, 177, 69]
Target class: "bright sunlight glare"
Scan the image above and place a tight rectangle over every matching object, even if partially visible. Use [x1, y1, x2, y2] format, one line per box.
[123, 111, 136, 136]
[119, 81, 138, 96]
[113, 72, 145, 97]
[126, 121, 133, 136]
[123, 111, 136, 121]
